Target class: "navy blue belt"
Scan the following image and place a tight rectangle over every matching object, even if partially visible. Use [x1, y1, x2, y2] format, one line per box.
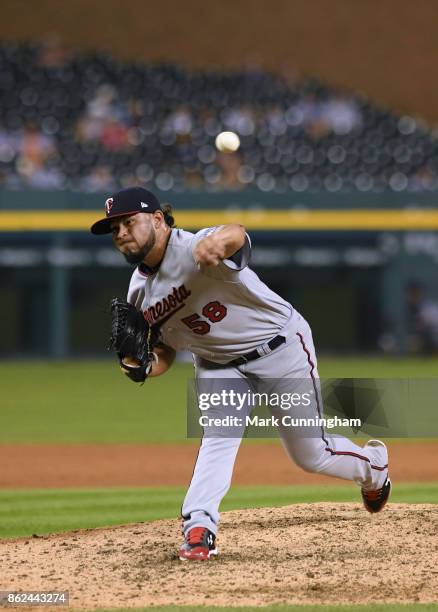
[228, 335, 286, 367]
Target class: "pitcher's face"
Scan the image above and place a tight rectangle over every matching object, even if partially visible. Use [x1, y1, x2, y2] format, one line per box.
[111, 213, 156, 264]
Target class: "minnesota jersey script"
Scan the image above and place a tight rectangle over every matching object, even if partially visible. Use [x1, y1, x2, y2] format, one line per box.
[127, 227, 293, 363]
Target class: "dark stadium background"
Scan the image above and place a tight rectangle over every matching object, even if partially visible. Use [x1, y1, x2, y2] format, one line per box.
[0, 0, 437, 358]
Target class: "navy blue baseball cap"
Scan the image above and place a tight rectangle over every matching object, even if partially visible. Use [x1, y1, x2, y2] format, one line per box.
[90, 187, 162, 235]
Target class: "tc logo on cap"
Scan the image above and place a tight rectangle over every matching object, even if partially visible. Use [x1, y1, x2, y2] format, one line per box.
[105, 198, 114, 215]
[91, 187, 161, 235]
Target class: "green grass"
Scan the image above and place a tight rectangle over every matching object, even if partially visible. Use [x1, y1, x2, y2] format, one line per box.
[0, 482, 436, 539]
[1, 360, 187, 443]
[2, 359, 438, 443]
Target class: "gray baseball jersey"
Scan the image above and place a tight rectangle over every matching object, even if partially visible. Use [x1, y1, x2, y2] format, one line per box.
[127, 227, 293, 363]
[124, 226, 389, 543]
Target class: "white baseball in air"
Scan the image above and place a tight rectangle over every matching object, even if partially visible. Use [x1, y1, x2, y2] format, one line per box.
[215, 131, 240, 153]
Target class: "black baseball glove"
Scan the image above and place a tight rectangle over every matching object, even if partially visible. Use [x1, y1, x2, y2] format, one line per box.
[109, 298, 158, 383]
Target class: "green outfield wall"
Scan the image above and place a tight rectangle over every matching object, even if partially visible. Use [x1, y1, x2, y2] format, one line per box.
[1, 189, 437, 357]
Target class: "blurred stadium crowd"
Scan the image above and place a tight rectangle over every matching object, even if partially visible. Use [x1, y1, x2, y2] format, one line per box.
[1, 41, 438, 193]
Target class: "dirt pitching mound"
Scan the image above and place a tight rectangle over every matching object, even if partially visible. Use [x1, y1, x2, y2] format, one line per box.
[1, 504, 437, 608]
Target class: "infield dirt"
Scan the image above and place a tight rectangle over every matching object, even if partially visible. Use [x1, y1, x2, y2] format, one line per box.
[0, 441, 436, 488]
[1, 503, 436, 607]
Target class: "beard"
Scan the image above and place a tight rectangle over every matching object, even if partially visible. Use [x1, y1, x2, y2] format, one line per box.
[123, 229, 156, 264]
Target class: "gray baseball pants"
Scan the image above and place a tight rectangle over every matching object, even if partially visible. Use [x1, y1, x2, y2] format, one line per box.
[182, 310, 388, 536]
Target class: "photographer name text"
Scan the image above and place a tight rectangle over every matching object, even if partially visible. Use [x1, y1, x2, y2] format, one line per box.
[199, 415, 361, 429]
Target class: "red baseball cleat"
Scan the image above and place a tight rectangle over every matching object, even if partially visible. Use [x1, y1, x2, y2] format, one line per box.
[179, 527, 218, 561]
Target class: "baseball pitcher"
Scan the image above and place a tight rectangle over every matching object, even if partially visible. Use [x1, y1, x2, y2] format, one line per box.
[91, 187, 391, 561]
